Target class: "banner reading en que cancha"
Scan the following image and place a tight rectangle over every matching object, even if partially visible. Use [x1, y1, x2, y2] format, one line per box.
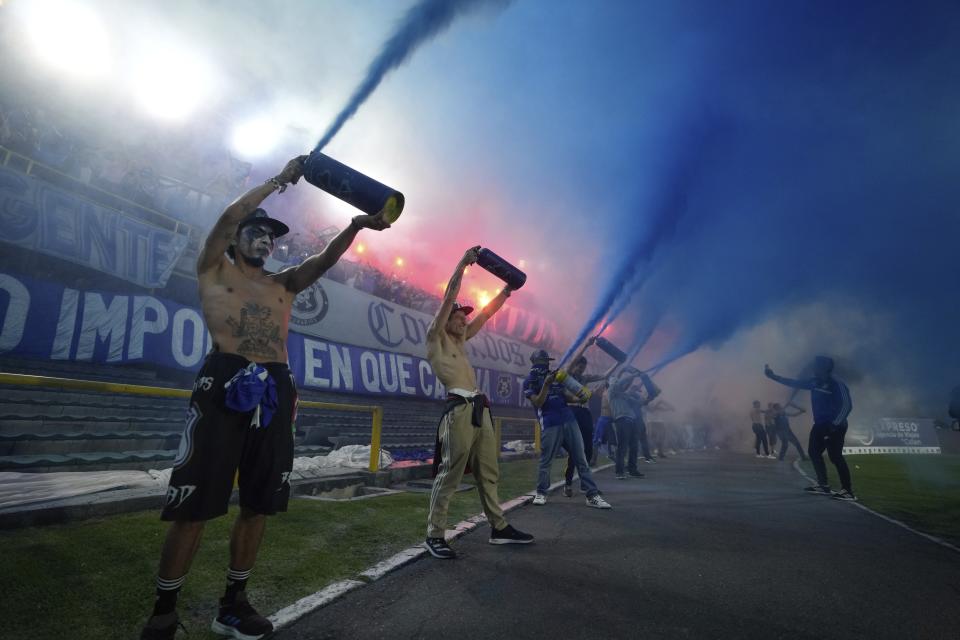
[844, 418, 942, 455]
[0, 271, 532, 407]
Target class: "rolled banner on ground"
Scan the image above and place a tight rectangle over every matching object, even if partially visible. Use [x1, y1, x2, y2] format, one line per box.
[594, 336, 627, 363]
[302, 151, 405, 223]
[476, 248, 526, 290]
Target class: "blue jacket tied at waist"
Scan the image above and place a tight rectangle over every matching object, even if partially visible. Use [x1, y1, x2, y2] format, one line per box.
[224, 363, 278, 428]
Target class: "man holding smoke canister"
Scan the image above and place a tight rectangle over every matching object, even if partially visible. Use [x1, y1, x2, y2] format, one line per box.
[524, 350, 612, 509]
[423, 246, 534, 560]
[560, 337, 618, 497]
[608, 368, 661, 479]
[140, 157, 391, 640]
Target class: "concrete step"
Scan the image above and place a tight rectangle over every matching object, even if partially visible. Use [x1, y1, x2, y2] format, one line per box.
[0, 403, 174, 420]
[0, 444, 334, 472]
[0, 387, 185, 410]
[0, 449, 176, 471]
[0, 418, 184, 435]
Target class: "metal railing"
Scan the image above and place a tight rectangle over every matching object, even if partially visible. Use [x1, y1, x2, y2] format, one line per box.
[493, 416, 541, 458]
[0, 372, 385, 472]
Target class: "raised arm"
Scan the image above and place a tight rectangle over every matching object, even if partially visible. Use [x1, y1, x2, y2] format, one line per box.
[613, 370, 638, 393]
[197, 156, 304, 275]
[764, 364, 816, 390]
[527, 372, 557, 408]
[567, 336, 596, 369]
[280, 212, 390, 293]
[639, 372, 661, 401]
[427, 246, 478, 341]
[465, 284, 514, 340]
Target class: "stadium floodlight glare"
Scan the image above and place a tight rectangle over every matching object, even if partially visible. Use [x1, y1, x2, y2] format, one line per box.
[131, 48, 217, 122]
[230, 117, 279, 159]
[19, 0, 111, 80]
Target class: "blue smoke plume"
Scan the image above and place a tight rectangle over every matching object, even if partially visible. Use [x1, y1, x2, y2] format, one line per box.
[607, 0, 960, 411]
[313, 0, 510, 151]
[560, 114, 730, 366]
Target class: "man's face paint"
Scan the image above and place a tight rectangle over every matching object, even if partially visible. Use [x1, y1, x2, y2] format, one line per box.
[236, 224, 276, 265]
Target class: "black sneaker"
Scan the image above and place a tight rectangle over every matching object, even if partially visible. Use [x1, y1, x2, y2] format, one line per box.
[489, 524, 535, 545]
[211, 592, 273, 639]
[140, 612, 185, 640]
[803, 484, 832, 496]
[831, 489, 858, 502]
[615, 473, 627, 480]
[424, 537, 456, 559]
[562, 484, 573, 498]
[627, 471, 645, 478]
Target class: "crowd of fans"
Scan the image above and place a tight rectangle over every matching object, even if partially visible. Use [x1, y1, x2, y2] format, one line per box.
[0, 95, 246, 227]
[277, 233, 443, 314]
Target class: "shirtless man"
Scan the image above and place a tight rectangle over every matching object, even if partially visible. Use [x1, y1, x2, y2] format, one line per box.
[140, 156, 390, 640]
[424, 246, 534, 559]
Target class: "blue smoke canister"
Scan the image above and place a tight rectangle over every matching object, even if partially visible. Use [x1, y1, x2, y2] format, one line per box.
[594, 337, 627, 363]
[476, 248, 526, 290]
[302, 151, 405, 223]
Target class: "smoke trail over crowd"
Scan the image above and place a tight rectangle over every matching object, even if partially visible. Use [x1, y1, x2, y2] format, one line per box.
[560, 115, 729, 366]
[313, 0, 511, 151]
[553, 3, 960, 420]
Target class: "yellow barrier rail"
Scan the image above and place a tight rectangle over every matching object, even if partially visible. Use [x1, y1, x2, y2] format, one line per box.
[493, 416, 541, 459]
[0, 372, 385, 472]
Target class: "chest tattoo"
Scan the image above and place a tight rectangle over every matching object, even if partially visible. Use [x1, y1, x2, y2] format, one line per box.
[226, 302, 283, 358]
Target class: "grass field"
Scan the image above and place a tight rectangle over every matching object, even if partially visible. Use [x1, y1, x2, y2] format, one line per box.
[1, 459, 542, 640]
[800, 454, 960, 545]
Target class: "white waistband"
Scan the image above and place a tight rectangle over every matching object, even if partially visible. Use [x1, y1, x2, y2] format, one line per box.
[448, 387, 480, 398]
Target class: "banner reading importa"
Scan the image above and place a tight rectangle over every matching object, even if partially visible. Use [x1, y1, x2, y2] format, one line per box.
[844, 418, 942, 455]
[0, 271, 530, 407]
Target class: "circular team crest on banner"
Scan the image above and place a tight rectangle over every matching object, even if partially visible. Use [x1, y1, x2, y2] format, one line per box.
[291, 282, 329, 327]
[497, 374, 512, 399]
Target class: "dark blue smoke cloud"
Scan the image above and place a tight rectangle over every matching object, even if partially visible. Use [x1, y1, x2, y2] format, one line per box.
[573, 1, 960, 410]
[314, 0, 510, 151]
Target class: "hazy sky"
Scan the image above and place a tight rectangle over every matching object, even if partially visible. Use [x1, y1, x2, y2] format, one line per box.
[5, 0, 958, 421]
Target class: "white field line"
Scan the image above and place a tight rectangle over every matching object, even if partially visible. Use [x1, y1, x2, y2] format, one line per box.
[792, 459, 959, 554]
[271, 460, 616, 630]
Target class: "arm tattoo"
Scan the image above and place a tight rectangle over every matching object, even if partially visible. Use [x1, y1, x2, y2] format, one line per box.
[447, 271, 462, 296]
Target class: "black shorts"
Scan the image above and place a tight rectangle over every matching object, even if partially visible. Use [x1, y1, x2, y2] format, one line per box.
[161, 352, 297, 522]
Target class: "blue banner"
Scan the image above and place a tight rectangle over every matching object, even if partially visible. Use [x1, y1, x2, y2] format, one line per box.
[0, 271, 529, 407]
[0, 165, 189, 288]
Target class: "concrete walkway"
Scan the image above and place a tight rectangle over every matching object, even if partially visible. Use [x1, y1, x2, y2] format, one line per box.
[275, 451, 960, 640]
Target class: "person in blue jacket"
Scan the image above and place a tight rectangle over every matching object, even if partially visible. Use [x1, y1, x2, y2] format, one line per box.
[765, 356, 856, 501]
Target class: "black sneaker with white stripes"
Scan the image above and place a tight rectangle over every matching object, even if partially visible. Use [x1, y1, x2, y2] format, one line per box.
[489, 524, 534, 545]
[211, 592, 273, 639]
[803, 484, 832, 496]
[424, 537, 456, 559]
[831, 489, 858, 501]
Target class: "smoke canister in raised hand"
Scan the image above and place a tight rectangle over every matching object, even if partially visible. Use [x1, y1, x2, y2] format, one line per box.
[594, 337, 627, 363]
[476, 248, 526, 290]
[302, 151, 404, 223]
